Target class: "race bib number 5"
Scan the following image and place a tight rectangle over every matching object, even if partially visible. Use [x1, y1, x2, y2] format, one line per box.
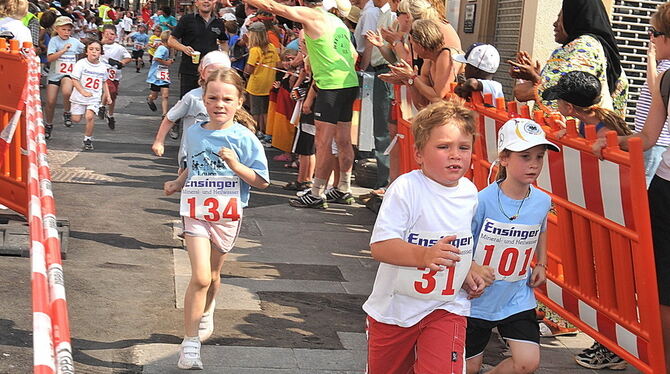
[394, 232, 474, 302]
[179, 175, 242, 222]
[473, 219, 541, 282]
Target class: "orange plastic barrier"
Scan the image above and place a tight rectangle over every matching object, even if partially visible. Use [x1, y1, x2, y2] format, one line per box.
[0, 39, 29, 215]
[395, 87, 666, 374]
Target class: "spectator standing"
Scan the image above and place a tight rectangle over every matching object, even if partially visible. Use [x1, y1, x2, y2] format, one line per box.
[168, 0, 229, 98]
[97, 0, 114, 30]
[157, 6, 177, 31]
[353, 0, 379, 70]
[0, 0, 33, 46]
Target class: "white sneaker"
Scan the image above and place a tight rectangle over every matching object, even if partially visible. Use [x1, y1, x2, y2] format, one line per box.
[177, 339, 203, 370]
[198, 300, 215, 341]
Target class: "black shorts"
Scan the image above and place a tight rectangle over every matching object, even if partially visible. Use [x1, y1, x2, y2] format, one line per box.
[48, 76, 71, 86]
[150, 83, 170, 92]
[292, 113, 315, 156]
[465, 309, 539, 359]
[313, 86, 359, 124]
[132, 49, 144, 59]
[649, 175, 670, 305]
[248, 94, 269, 116]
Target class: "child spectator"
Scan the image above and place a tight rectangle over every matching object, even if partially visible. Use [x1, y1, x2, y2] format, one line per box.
[146, 30, 172, 118]
[453, 43, 504, 104]
[38, 10, 57, 85]
[363, 99, 486, 373]
[244, 21, 279, 144]
[147, 24, 162, 64]
[224, 18, 247, 73]
[268, 48, 299, 158]
[466, 118, 559, 374]
[130, 23, 149, 72]
[100, 24, 132, 130]
[542, 71, 632, 138]
[163, 67, 269, 370]
[284, 63, 316, 192]
[69, 40, 112, 151]
[44, 16, 85, 139]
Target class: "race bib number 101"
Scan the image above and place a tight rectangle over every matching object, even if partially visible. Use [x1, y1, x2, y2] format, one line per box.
[393, 231, 474, 302]
[179, 175, 242, 222]
[473, 219, 541, 282]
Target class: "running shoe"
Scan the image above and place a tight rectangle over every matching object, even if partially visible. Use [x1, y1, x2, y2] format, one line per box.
[44, 123, 53, 140]
[289, 191, 328, 209]
[107, 116, 115, 130]
[147, 98, 157, 112]
[177, 339, 203, 370]
[83, 139, 94, 151]
[199, 300, 215, 342]
[575, 344, 627, 370]
[538, 318, 578, 337]
[576, 342, 601, 361]
[136, 67, 140, 73]
[98, 105, 106, 120]
[63, 111, 72, 127]
[325, 188, 355, 205]
[169, 122, 180, 140]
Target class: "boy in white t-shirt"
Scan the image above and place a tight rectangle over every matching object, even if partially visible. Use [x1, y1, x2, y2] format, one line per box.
[363, 99, 489, 374]
[100, 24, 132, 130]
[70, 40, 112, 151]
[453, 43, 505, 106]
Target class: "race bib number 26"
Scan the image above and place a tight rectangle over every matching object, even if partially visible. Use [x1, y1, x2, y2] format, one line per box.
[179, 175, 241, 222]
[473, 219, 541, 282]
[394, 232, 473, 302]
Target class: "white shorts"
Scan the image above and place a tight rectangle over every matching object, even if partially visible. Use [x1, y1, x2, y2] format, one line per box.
[182, 216, 242, 253]
[70, 102, 100, 116]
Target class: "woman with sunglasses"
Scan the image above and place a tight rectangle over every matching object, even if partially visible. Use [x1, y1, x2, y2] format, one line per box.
[593, 3, 670, 372]
[509, 0, 628, 117]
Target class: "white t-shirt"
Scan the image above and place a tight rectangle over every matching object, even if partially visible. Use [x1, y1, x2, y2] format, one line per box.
[122, 16, 133, 32]
[362, 170, 479, 327]
[353, 1, 380, 53]
[479, 79, 505, 106]
[70, 58, 109, 105]
[166, 87, 208, 167]
[0, 17, 32, 46]
[102, 43, 131, 81]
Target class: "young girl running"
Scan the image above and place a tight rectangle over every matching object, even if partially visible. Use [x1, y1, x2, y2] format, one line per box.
[164, 67, 269, 370]
[146, 30, 172, 117]
[69, 40, 112, 151]
[466, 118, 560, 374]
[44, 16, 85, 139]
[152, 51, 231, 171]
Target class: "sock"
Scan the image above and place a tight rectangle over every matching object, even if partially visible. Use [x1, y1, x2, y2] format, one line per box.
[84, 136, 92, 141]
[183, 336, 200, 344]
[338, 172, 352, 193]
[311, 178, 327, 198]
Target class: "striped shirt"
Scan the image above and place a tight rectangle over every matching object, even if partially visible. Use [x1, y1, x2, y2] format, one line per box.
[634, 60, 670, 147]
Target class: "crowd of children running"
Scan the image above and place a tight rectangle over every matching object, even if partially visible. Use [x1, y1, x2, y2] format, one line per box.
[6, 0, 670, 371]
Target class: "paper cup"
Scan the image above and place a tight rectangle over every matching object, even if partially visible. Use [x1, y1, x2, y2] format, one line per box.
[191, 51, 201, 64]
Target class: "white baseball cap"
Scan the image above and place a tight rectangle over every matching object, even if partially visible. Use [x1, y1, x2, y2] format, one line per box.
[453, 43, 500, 74]
[497, 118, 560, 153]
[221, 13, 237, 22]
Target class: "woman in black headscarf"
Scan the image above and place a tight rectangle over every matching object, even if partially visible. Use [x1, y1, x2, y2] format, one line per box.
[509, 0, 629, 117]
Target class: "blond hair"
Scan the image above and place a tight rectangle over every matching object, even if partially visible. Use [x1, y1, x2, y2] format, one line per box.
[408, 0, 440, 22]
[248, 29, 270, 53]
[409, 19, 444, 51]
[652, 2, 670, 35]
[160, 30, 171, 43]
[0, 0, 27, 18]
[575, 105, 633, 136]
[412, 99, 476, 151]
[203, 67, 257, 132]
[397, 0, 410, 15]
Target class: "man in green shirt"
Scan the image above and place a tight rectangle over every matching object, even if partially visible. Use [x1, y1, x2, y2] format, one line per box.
[247, 0, 359, 209]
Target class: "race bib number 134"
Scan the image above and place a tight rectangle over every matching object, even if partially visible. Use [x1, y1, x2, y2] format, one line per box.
[179, 175, 242, 222]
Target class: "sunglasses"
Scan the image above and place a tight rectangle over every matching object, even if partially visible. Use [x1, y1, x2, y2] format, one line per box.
[649, 26, 665, 38]
[397, 11, 407, 16]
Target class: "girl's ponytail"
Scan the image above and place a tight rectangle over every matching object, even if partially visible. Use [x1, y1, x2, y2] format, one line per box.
[234, 107, 257, 133]
[590, 106, 632, 136]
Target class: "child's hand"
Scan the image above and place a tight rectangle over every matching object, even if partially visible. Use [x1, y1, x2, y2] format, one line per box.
[272, 80, 281, 89]
[62, 44, 71, 52]
[469, 262, 495, 286]
[104, 95, 112, 105]
[152, 141, 164, 156]
[302, 99, 313, 114]
[529, 265, 546, 288]
[463, 268, 487, 299]
[82, 90, 93, 97]
[164, 180, 180, 195]
[422, 235, 460, 271]
[218, 147, 239, 166]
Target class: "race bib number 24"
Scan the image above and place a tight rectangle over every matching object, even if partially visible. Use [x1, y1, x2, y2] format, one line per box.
[179, 175, 241, 222]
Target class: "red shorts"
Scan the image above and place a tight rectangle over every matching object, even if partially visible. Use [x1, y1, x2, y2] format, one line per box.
[106, 79, 120, 101]
[366, 309, 466, 374]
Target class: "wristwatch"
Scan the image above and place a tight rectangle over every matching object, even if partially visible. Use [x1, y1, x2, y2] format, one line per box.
[407, 75, 417, 86]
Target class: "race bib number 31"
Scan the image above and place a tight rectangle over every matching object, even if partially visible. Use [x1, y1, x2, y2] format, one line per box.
[473, 219, 541, 282]
[394, 232, 474, 302]
[179, 175, 242, 222]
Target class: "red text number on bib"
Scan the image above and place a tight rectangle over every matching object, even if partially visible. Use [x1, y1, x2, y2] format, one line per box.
[108, 68, 117, 80]
[481, 245, 533, 277]
[59, 62, 74, 74]
[414, 267, 456, 296]
[187, 197, 240, 221]
[84, 77, 101, 89]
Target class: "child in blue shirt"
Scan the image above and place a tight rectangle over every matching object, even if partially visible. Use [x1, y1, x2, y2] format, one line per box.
[164, 67, 268, 370]
[146, 30, 172, 117]
[466, 118, 559, 374]
[130, 24, 150, 73]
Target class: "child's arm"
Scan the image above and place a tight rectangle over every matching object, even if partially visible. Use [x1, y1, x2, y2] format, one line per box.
[154, 56, 173, 66]
[102, 79, 112, 105]
[453, 78, 483, 100]
[71, 78, 92, 97]
[218, 147, 270, 189]
[529, 231, 548, 288]
[164, 168, 188, 195]
[152, 116, 176, 156]
[47, 44, 71, 62]
[370, 235, 461, 271]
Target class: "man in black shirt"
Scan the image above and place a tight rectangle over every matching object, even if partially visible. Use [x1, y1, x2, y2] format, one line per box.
[167, 0, 229, 98]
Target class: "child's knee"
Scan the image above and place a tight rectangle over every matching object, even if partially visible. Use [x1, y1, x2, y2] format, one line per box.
[191, 272, 212, 289]
[512, 355, 539, 374]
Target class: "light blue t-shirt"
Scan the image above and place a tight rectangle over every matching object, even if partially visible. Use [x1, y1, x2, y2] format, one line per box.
[185, 121, 269, 208]
[130, 32, 150, 51]
[146, 45, 170, 85]
[47, 36, 85, 81]
[469, 182, 551, 321]
[158, 15, 177, 31]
